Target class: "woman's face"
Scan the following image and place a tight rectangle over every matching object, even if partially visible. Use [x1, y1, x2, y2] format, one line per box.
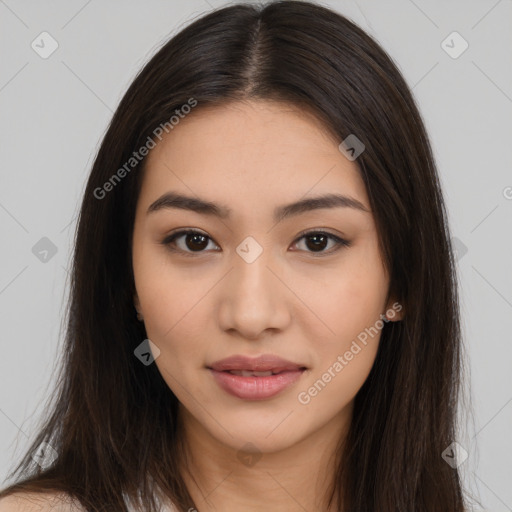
[132, 99, 402, 454]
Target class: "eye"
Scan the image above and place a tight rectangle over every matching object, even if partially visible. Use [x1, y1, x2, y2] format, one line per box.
[161, 229, 220, 255]
[160, 229, 351, 256]
[292, 229, 351, 255]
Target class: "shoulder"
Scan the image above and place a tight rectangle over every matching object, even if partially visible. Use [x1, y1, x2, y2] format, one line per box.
[0, 492, 84, 512]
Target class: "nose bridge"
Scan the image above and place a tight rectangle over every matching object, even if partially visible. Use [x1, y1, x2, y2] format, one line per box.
[232, 235, 277, 303]
[217, 235, 288, 336]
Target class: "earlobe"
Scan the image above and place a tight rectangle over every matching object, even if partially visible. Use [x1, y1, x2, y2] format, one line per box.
[384, 299, 405, 322]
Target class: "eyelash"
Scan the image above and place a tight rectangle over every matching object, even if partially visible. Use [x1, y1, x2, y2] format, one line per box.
[160, 228, 351, 257]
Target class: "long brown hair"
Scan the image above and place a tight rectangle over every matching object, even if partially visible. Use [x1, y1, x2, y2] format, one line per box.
[0, 1, 471, 510]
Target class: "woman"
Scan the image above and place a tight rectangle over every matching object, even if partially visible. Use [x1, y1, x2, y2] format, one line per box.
[0, 1, 470, 510]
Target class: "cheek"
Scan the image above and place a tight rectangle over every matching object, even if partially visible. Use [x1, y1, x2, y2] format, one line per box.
[143, 290, 199, 352]
[136, 263, 212, 368]
[299, 248, 388, 369]
[314, 259, 387, 334]
[298, 270, 387, 411]
[143, 291, 208, 399]
[300, 339, 379, 415]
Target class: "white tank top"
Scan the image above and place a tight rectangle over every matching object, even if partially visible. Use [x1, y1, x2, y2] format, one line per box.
[122, 489, 179, 512]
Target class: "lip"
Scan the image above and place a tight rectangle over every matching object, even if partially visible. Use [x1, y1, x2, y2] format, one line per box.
[207, 354, 307, 400]
[208, 354, 306, 373]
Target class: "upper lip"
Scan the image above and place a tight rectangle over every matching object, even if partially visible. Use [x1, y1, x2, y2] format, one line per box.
[208, 354, 307, 373]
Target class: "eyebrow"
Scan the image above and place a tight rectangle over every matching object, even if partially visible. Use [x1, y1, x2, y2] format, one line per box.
[147, 191, 370, 223]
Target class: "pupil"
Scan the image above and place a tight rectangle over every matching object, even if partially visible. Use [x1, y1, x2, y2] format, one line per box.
[306, 234, 327, 251]
[187, 233, 208, 251]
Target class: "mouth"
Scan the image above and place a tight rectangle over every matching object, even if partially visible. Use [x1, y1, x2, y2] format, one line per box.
[208, 353, 307, 374]
[220, 368, 306, 377]
[206, 354, 308, 400]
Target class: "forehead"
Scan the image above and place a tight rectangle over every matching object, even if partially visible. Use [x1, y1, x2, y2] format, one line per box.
[137, 100, 370, 217]
[147, 99, 342, 163]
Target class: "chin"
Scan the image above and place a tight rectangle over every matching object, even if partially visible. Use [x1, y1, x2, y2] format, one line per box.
[209, 420, 304, 453]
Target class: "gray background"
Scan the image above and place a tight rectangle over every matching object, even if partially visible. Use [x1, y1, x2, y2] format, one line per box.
[1, 0, 511, 510]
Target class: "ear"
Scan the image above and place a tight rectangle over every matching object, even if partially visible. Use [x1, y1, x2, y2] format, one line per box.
[384, 297, 405, 322]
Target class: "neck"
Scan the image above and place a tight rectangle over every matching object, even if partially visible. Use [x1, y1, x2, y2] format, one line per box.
[176, 403, 352, 512]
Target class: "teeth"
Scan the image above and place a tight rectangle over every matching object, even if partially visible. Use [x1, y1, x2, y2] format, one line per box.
[228, 370, 274, 377]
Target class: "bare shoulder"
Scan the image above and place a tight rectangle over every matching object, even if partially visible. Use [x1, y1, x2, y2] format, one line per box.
[0, 492, 85, 512]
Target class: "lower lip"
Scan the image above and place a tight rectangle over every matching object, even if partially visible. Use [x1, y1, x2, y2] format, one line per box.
[209, 369, 305, 400]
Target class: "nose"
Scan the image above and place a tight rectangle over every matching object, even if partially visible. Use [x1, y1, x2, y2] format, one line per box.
[216, 245, 291, 340]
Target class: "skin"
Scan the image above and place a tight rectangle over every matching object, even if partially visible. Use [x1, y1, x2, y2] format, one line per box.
[132, 99, 403, 512]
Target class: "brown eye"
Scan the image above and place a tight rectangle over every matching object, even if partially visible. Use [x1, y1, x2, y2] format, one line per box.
[304, 233, 329, 251]
[161, 229, 350, 257]
[182, 232, 209, 251]
[162, 229, 219, 254]
[292, 230, 351, 256]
